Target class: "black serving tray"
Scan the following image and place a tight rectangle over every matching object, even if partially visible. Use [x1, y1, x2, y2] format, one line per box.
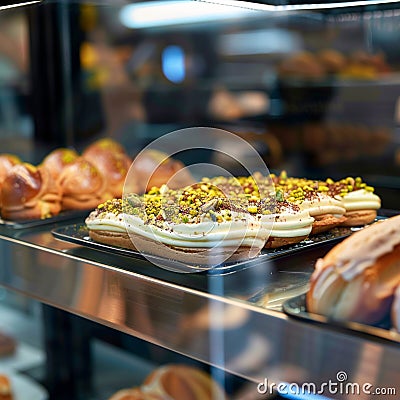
[51, 223, 364, 274]
[283, 294, 400, 344]
[0, 209, 92, 230]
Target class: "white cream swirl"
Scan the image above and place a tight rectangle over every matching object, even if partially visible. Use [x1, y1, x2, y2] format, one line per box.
[338, 189, 381, 212]
[260, 208, 314, 238]
[301, 193, 346, 217]
[86, 210, 269, 249]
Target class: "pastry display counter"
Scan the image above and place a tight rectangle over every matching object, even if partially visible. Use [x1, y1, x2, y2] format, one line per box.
[0, 215, 399, 398]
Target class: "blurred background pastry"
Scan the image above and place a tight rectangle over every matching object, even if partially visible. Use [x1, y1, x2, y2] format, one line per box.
[142, 364, 227, 400]
[108, 388, 162, 400]
[58, 158, 108, 210]
[0, 163, 61, 220]
[40, 148, 80, 181]
[127, 150, 195, 194]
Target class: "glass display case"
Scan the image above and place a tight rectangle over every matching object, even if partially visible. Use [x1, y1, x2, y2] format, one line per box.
[0, 1, 400, 399]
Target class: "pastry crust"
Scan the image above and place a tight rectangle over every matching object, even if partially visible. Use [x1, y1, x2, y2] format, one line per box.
[143, 364, 226, 400]
[89, 229, 259, 266]
[341, 209, 377, 226]
[311, 214, 347, 235]
[307, 215, 400, 325]
[265, 235, 307, 248]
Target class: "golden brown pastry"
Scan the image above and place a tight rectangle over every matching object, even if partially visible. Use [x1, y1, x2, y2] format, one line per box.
[142, 364, 227, 400]
[307, 215, 400, 325]
[0, 163, 61, 221]
[58, 158, 108, 210]
[83, 138, 127, 158]
[128, 150, 194, 194]
[278, 51, 326, 80]
[83, 150, 131, 198]
[41, 148, 79, 181]
[108, 388, 162, 400]
[0, 154, 21, 184]
[317, 49, 347, 74]
[0, 375, 12, 400]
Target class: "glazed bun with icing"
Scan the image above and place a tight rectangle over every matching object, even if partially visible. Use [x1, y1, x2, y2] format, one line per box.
[58, 158, 108, 210]
[128, 150, 195, 194]
[307, 215, 400, 325]
[142, 364, 227, 400]
[41, 148, 79, 181]
[83, 138, 132, 198]
[0, 163, 61, 220]
[108, 388, 162, 400]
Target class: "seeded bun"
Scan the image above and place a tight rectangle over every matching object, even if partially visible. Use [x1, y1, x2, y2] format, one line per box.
[307, 215, 400, 325]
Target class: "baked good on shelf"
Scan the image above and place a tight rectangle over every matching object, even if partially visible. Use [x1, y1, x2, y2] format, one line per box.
[207, 175, 314, 248]
[0, 154, 21, 184]
[58, 158, 108, 210]
[0, 375, 12, 400]
[83, 138, 128, 158]
[271, 173, 347, 234]
[0, 163, 61, 220]
[324, 177, 381, 226]
[83, 138, 132, 198]
[142, 364, 227, 400]
[0, 154, 22, 210]
[128, 150, 195, 194]
[317, 49, 347, 74]
[84, 150, 131, 198]
[278, 51, 326, 80]
[86, 182, 269, 265]
[108, 388, 162, 400]
[40, 148, 79, 181]
[307, 215, 400, 325]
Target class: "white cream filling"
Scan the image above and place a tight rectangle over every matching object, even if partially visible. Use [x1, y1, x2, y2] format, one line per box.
[86, 211, 269, 249]
[336, 189, 381, 212]
[301, 194, 346, 217]
[260, 209, 314, 238]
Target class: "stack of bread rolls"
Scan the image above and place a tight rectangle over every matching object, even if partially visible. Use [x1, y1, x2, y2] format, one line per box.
[108, 364, 227, 400]
[307, 215, 400, 331]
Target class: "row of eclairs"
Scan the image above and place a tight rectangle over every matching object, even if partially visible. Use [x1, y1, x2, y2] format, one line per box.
[2, 139, 399, 334]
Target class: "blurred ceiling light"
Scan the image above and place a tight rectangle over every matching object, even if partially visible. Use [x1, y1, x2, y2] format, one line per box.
[218, 29, 301, 55]
[204, 0, 400, 12]
[119, 0, 258, 29]
[0, 0, 41, 10]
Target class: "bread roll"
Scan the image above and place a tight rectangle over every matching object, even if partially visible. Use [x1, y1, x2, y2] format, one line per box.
[83, 150, 131, 198]
[128, 150, 194, 194]
[0, 154, 21, 184]
[83, 138, 127, 158]
[142, 364, 227, 400]
[318, 49, 346, 74]
[58, 158, 108, 210]
[41, 148, 79, 181]
[307, 215, 400, 325]
[0, 163, 61, 220]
